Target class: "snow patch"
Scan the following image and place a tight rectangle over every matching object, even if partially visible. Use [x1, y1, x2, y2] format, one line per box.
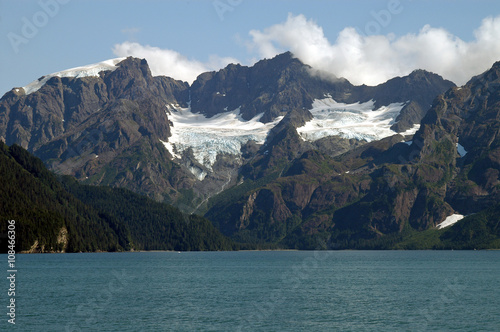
[160, 139, 178, 159]
[22, 58, 126, 95]
[400, 125, 420, 136]
[297, 98, 413, 142]
[161, 105, 283, 172]
[436, 214, 465, 229]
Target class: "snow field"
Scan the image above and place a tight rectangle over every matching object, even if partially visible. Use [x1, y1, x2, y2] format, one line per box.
[162, 105, 283, 171]
[297, 97, 418, 142]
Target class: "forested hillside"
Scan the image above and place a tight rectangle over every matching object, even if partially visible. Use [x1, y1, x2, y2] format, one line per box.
[0, 142, 234, 253]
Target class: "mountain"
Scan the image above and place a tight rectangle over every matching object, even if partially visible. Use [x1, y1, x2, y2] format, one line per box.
[0, 141, 234, 253]
[205, 61, 500, 249]
[0, 57, 190, 206]
[0, 52, 455, 216]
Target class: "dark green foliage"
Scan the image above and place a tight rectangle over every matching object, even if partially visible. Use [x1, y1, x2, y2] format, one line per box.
[439, 204, 500, 249]
[0, 142, 234, 253]
[0, 142, 124, 253]
[61, 178, 236, 251]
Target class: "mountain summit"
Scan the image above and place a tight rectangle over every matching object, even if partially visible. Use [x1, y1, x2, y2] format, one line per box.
[0, 53, 455, 219]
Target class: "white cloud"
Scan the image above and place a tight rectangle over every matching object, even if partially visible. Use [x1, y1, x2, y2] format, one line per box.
[248, 13, 500, 86]
[112, 42, 238, 83]
[113, 15, 500, 86]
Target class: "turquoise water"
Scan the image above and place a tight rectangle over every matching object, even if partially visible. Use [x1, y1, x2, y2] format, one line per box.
[3, 251, 500, 331]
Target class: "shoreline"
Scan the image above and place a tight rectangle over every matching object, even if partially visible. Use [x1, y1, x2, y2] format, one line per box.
[5, 248, 500, 254]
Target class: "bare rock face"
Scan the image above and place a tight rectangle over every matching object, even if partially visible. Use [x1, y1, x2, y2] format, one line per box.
[0, 53, 464, 246]
[190, 52, 454, 129]
[207, 62, 500, 248]
[0, 57, 193, 202]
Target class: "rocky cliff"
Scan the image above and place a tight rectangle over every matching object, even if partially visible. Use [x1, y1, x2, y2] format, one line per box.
[0, 52, 458, 237]
[206, 61, 500, 248]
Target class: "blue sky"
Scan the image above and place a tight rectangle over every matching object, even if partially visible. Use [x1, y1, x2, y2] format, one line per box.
[1, 0, 500, 96]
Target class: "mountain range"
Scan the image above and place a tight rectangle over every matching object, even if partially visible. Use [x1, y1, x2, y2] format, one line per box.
[1, 52, 499, 250]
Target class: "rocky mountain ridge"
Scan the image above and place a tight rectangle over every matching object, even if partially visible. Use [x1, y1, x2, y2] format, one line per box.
[205, 61, 500, 248]
[2, 52, 478, 248]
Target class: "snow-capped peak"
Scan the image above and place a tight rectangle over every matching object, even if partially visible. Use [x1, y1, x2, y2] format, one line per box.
[22, 58, 126, 95]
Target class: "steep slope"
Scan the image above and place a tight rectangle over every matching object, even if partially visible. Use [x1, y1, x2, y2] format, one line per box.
[190, 52, 353, 123]
[0, 141, 130, 252]
[170, 53, 454, 211]
[411, 61, 500, 214]
[0, 53, 454, 214]
[0, 141, 234, 253]
[60, 177, 236, 251]
[206, 61, 500, 249]
[0, 57, 196, 205]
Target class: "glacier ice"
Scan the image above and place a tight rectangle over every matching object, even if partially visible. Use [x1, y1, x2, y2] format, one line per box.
[162, 97, 420, 180]
[297, 98, 417, 142]
[162, 105, 283, 172]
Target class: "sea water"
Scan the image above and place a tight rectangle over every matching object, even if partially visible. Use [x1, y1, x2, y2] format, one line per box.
[3, 251, 499, 331]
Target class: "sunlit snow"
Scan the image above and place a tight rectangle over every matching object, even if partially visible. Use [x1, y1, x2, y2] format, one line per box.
[162, 105, 283, 172]
[297, 98, 417, 142]
[436, 214, 465, 229]
[22, 58, 126, 95]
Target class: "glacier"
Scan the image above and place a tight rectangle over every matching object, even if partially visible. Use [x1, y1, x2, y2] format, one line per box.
[22, 58, 126, 95]
[297, 97, 418, 142]
[162, 97, 420, 180]
[162, 105, 283, 172]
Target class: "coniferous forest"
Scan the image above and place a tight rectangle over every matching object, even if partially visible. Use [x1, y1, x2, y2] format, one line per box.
[0, 141, 235, 253]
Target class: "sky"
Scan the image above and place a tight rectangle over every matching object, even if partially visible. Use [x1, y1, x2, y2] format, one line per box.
[1, 0, 500, 97]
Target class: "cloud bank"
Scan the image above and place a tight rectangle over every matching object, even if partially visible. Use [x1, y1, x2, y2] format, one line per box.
[248, 13, 500, 86]
[112, 42, 238, 83]
[113, 14, 500, 86]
